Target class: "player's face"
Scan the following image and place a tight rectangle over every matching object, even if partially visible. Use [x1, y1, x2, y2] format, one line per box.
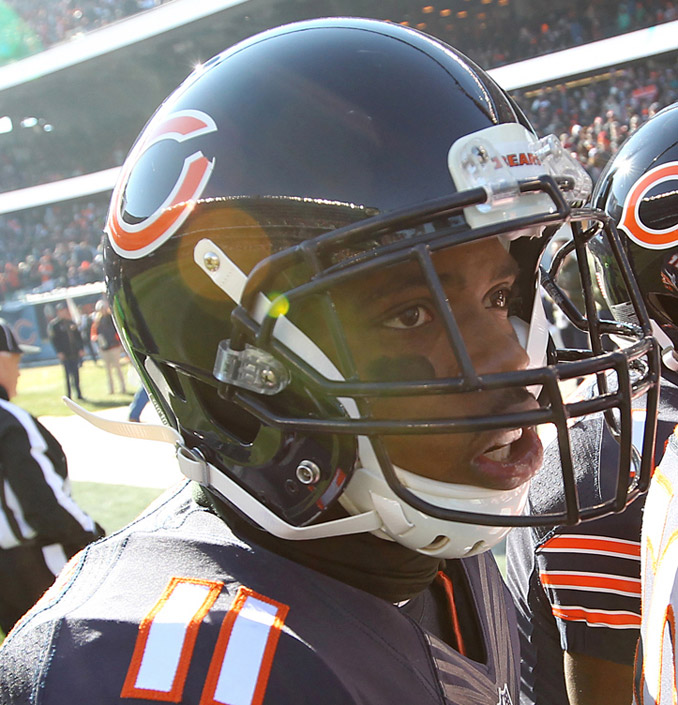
[330, 236, 543, 490]
[0, 352, 21, 399]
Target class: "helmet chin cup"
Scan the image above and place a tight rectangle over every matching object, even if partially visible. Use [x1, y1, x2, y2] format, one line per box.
[337, 437, 528, 559]
[347, 475, 528, 559]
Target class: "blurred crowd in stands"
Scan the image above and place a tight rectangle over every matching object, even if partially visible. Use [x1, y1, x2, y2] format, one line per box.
[4, 0, 169, 50]
[1, 0, 678, 302]
[2, 52, 678, 301]
[0, 199, 106, 302]
[5, 0, 678, 70]
[437, 0, 678, 69]
[516, 57, 678, 180]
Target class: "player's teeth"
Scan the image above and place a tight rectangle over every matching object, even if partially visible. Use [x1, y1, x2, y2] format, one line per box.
[484, 445, 511, 462]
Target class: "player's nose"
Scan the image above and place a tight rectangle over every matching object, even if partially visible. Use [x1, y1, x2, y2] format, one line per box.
[465, 319, 531, 377]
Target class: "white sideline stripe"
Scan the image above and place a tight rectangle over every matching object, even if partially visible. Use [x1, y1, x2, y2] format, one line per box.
[135, 582, 213, 692]
[212, 595, 279, 705]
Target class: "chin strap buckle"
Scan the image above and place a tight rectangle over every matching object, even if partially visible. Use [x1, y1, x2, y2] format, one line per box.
[176, 445, 211, 486]
[369, 492, 415, 536]
[213, 340, 290, 395]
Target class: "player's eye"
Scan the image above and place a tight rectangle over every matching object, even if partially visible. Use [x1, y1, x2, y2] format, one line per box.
[487, 286, 513, 310]
[382, 304, 433, 329]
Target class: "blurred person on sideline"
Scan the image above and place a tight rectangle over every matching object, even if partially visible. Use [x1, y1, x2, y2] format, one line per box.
[47, 303, 84, 400]
[0, 320, 104, 635]
[77, 306, 98, 363]
[127, 385, 149, 423]
[90, 298, 127, 395]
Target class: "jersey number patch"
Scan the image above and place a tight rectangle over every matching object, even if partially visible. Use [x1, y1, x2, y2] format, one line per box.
[121, 577, 289, 704]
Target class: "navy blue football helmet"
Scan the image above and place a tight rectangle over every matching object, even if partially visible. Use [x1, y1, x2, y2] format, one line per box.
[103, 18, 658, 558]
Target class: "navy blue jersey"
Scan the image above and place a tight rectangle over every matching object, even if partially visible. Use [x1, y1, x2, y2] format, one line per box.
[506, 373, 678, 705]
[0, 481, 520, 705]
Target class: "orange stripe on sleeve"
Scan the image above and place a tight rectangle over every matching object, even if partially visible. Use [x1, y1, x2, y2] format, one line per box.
[551, 605, 641, 629]
[540, 534, 641, 558]
[540, 571, 641, 596]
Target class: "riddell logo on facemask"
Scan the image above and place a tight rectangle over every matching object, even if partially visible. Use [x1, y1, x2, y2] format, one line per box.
[492, 152, 542, 169]
[619, 161, 678, 249]
[106, 109, 217, 259]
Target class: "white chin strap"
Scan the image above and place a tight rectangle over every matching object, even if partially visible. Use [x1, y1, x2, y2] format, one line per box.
[176, 435, 528, 558]
[63, 397, 528, 559]
[651, 320, 678, 371]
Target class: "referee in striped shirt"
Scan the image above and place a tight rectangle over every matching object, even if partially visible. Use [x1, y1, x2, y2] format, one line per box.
[0, 320, 103, 635]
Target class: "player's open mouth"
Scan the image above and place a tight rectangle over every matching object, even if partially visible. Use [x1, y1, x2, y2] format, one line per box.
[472, 427, 543, 490]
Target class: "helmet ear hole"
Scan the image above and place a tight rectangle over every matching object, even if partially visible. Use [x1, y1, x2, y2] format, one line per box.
[193, 379, 261, 445]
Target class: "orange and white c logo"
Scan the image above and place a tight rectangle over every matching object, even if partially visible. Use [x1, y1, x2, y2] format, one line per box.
[620, 161, 678, 250]
[106, 109, 217, 259]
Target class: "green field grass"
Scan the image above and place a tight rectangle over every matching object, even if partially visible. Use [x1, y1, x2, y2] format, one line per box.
[71, 481, 164, 535]
[16, 358, 136, 418]
[16, 361, 166, 533]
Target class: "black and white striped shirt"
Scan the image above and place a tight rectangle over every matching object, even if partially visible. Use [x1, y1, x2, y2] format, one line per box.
[0, 386, 102, 561]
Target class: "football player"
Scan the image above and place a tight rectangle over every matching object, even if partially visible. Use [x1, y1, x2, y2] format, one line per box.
[507, 101, 678, 705]
[596, 101, 678, 705]
[0, 19, 659, 705]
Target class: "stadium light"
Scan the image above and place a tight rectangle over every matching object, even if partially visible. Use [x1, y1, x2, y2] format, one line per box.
[0, 116, 12, 134]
